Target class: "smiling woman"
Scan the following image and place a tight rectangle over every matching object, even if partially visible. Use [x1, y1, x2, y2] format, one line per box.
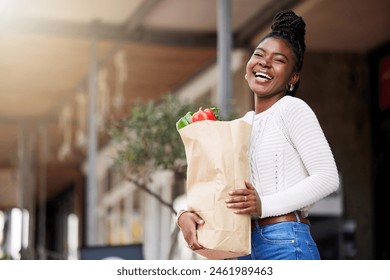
[245, 38, 299, 106]
[177, 9, 339, 260]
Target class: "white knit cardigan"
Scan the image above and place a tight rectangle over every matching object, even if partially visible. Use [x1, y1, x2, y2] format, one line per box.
[243, 96, 339, 218]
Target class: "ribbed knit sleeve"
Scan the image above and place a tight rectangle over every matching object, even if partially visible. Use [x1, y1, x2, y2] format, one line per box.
[259, 97, 339, 217]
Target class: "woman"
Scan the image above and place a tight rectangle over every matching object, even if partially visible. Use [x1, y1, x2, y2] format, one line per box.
[177, 10, 339, 260]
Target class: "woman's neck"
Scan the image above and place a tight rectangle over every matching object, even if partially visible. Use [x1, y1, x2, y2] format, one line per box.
[254, 94, 285, 114]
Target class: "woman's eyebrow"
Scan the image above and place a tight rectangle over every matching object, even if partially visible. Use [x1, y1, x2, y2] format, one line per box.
[255, 47, 288, 60]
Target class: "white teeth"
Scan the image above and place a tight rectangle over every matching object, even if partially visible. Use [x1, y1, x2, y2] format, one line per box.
[255, 72, 272, 80]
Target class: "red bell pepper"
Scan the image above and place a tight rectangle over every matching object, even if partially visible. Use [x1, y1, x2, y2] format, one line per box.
[191, 107, 218, 122]
[176, 107, 219, 130]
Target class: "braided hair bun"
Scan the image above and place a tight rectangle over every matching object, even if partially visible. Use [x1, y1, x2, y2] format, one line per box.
[271, 10, 306, 54]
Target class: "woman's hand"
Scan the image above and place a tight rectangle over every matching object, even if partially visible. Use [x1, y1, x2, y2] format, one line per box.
[225, 180, 262, 216]
[177, 211, 205, 250]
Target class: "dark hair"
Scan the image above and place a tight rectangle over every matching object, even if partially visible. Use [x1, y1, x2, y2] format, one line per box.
[260, 10, 306, 96]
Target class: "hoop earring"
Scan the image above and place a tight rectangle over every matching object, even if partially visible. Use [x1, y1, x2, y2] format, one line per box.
[288, 84, 294, 92]
[245, 74, 248, 80]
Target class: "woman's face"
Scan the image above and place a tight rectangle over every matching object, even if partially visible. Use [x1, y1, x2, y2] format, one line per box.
[246, 37, 299, 98]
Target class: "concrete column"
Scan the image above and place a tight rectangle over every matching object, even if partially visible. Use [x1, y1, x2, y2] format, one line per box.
[217, 0, 232, 119]
[86, 23, 99, 246]
[37, 123, 47, 259]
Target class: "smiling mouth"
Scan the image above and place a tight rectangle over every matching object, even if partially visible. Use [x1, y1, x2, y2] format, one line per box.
[254, 72, 273, 80]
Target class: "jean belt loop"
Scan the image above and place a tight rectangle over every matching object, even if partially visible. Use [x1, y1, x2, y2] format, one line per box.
[293, 211, 301, 223]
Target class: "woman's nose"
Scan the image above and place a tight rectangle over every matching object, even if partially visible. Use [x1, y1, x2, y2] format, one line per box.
[259, 57, 270, 67]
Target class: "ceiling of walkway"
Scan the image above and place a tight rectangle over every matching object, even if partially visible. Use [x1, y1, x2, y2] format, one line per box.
[0, 0, 389, 208]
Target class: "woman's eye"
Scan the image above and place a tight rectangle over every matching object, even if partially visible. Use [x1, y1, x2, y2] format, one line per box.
[254, 53, 263, 57]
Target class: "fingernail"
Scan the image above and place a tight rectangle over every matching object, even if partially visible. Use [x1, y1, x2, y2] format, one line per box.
[225, 198, 231, 202]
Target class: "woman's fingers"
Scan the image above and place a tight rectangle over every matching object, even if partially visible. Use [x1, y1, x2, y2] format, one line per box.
[225, 180, 261, 215]
[179, 212, 204, 250]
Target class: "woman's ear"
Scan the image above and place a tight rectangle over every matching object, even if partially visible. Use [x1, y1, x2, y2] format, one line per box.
[289, 72, 300, 86]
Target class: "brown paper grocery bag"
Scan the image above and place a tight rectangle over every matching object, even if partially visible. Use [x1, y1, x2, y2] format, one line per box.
[178, 118, 252, 260]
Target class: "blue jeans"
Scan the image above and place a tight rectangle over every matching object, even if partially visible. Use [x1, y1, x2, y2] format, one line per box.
[238, 219, 321, 260]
